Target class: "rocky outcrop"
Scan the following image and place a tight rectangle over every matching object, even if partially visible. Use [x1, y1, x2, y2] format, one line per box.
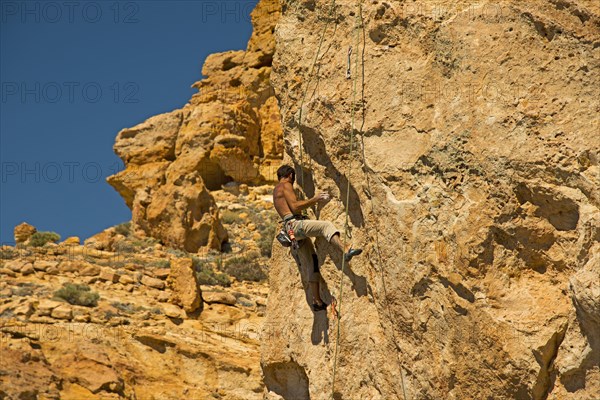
[107, 0, 282, 252]
[168, 257, 202, 313]
[0, 209, 273, 399]
[13, 222, 36, 244]
[262, 1, 599, 399]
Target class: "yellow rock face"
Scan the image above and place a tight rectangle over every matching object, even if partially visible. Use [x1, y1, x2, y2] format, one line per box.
[262, 1, 600, 399]
[107, 0, 282, 251]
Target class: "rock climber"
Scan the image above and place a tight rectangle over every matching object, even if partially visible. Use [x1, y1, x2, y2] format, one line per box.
[273, 165, 362, 312]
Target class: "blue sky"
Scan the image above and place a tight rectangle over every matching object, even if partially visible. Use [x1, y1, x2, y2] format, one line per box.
[0, 0, 258, 244]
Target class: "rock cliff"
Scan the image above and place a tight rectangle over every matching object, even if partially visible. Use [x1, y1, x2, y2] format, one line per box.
[107, 0, 282, 252]
[261, 1, 599, 399]
[1, 184, 276, 399]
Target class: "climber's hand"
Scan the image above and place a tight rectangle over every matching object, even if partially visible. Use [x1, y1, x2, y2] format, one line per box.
[314, 192, 330, 203]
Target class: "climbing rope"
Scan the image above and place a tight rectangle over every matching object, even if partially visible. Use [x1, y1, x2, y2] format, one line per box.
[329, 4, 409, 399]
[296, 0, 337, 198]
[291, 1, 410, 398]
[353, 7, 409, 399]
[330, 2, 362, 399]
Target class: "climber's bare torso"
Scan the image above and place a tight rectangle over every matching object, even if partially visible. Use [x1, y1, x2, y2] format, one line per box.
[273, 181, 294, 218]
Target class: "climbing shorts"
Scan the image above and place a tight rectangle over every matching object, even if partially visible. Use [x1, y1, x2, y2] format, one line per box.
[286, 218, 339, 243]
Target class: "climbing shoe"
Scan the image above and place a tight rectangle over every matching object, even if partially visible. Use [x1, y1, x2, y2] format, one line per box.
[344, 247, 363, 262]
[311, 301, 328, 312]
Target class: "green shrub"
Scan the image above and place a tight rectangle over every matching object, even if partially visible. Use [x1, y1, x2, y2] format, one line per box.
[103, 260, 128, 269]
[114, 222, 131, 237]
[29, 231, 61, 247]
[222, 255, 267, 282]
[111, 301, 143, 314]
[104, 310, 119, 320]
[252, 210, 278, 258]
[257, 232, 275, 258]
[131, 237, 159, 249]
[221, 210, 242, 225]
[54, 283, 99, 307]
[11, 282, 38, 297]
[113, 240, 136, 253]
[166, 248, 188, 258]
[0, 247, 17, 260]
[192, 256, 231, 286]
[148, 259, 170, 269]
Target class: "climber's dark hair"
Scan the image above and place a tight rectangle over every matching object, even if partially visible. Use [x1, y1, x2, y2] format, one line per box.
[277, 165, 295, 182]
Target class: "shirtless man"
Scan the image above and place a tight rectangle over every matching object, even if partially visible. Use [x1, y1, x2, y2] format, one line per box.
[272, 164, 362, 311]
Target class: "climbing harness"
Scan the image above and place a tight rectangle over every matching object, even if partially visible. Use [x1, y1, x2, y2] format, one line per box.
[287, 224, 299, 250]
[277, 214, 306, 250]
[275, 228, 292, 248]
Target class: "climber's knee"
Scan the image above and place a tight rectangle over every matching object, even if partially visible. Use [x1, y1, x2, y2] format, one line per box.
[324, 222, 339, 242]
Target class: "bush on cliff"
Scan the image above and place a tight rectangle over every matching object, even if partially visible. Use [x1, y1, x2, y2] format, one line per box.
[29, 231, 61, 247]
[222, 254, 267, 282]
[54, 283, 100, 307]
[192, 256, 231, 287]
[114, 222, 131, 237]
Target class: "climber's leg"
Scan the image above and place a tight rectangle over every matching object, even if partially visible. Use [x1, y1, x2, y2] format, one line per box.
[294, 219, 339, 242]
[296, 239, 327, 311]
[309, 253, 327, 309]
[295, 219, 362, 261]
[330, 232, 363, 262]
[329, 232, 345, 254]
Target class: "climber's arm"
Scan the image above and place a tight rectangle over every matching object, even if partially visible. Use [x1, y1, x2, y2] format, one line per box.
[282, 182, 321, 214]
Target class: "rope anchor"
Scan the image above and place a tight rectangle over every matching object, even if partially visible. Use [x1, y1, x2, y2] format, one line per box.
[346, 46, 352, 79]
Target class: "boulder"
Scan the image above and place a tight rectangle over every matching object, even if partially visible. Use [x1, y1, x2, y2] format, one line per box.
[157, 291, 170, 303]
[118, 274, 134, 285]
[98, 268, 119, 283]
[33, 260, 58, 271]
[162, 303, 184, 319]
[37, 299, 63, 316]
[167, 258, 202, 313]
[83, 228, 116, 251]
[58, 261, 79, 273]
[51, 304, 73, 320]
[202, 291, 237, 306]
[0, 268, 16, 277]
[62, 236, 80, 246]
[13, 302, 34, 317]
[141, 275, 165, 290]
[152, 268, 170, 280]
[14, 222, 36, 244]
[4, 259, 27, 272]
[80, 263, 101, 276]
[46, 266, 59, 275]
[20, 263, 35, 275]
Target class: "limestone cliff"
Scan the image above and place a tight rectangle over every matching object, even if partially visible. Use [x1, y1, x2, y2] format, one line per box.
[261, 1, 599, 399]
[0, 183, 275, 399]
[107, 0, 282, 252]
